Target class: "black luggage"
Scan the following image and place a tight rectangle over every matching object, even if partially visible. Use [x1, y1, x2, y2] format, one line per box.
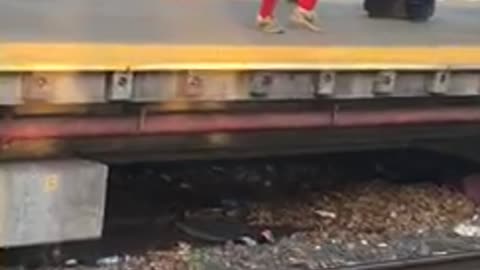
[364, 0, 435, 22]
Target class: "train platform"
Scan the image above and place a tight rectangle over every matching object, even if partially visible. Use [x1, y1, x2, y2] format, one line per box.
[0, 0, 479, 71]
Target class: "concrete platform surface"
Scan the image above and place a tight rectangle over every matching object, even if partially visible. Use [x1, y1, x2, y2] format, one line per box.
[0, 0, 478, 71]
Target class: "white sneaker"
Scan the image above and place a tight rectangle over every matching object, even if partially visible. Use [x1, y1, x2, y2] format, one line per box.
[290, 8, 321, 32]
[256, 16, 285, 34]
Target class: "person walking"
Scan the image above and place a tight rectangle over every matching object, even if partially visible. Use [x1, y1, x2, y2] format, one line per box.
[257, 0, 320, 34]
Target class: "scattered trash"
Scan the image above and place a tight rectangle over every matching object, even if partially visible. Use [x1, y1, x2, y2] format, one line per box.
[433, 251, 448, 256]
[97, 255, 123, 266]
[314, 210, 337, 219]
[259, 229, 276, 244]
[238, 236, 258, 247]
[377, 243, 388, 248]
[454, 223, 480, 237]
[417, 228, 426, 235]
[64, 258, 78, 267]
[177, 242, 192, 256]
[360, 240, 369, 246]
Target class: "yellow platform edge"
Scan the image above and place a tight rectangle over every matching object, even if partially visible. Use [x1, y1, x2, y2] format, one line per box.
[1, 43, 480, 71]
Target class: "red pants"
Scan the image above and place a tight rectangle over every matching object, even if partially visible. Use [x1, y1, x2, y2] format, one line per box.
[259, 0, 318, 19]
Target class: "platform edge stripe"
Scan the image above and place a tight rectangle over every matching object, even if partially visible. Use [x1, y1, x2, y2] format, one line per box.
[1, 44, 480, 71]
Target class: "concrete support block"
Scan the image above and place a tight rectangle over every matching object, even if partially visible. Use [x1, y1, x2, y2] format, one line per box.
[0, 159, 108, 248]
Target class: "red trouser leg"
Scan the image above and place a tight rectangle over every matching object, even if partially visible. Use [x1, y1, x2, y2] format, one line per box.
[259, 0, 277, 19]
[297, 0, 317, 11]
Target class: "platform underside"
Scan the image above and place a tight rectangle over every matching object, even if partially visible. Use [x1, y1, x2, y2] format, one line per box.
[0, 0, 479, 71]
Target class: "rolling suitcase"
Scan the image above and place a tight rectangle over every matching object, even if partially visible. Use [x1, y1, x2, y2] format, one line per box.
[364, 0, 435, 22]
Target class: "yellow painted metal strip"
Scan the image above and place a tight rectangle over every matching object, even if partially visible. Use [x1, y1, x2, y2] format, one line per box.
[1, 43, 480, 71]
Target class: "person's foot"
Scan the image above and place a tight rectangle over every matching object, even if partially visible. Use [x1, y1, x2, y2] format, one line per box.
[290, 8, 321, 32]
[256, 16, 285, 34]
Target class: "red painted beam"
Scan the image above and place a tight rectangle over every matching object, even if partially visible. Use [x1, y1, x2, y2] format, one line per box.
[1, 107, 480, 140]
[335, 107, 480, 126]
[0, 113, 332, 140]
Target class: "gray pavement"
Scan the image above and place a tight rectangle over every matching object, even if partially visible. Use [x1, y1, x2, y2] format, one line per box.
[0, 0, 478, 46]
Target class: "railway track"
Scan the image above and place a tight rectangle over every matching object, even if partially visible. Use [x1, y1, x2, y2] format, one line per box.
[340, 251, 480, 270]
[4, 150, 480, 270]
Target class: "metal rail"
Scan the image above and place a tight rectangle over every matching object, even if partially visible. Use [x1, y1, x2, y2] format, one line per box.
[341, 251, 480, 270]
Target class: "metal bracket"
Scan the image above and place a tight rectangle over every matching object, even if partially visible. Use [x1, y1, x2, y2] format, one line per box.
[373, 71, 396, 96]
[24, 73, 52, 102]
[181, 71, 204, 98]
[250, 73, 273, 98]
[109, 72, 133, 101]
[427, 71, 450, 95]
[315, 71, 336, 97]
